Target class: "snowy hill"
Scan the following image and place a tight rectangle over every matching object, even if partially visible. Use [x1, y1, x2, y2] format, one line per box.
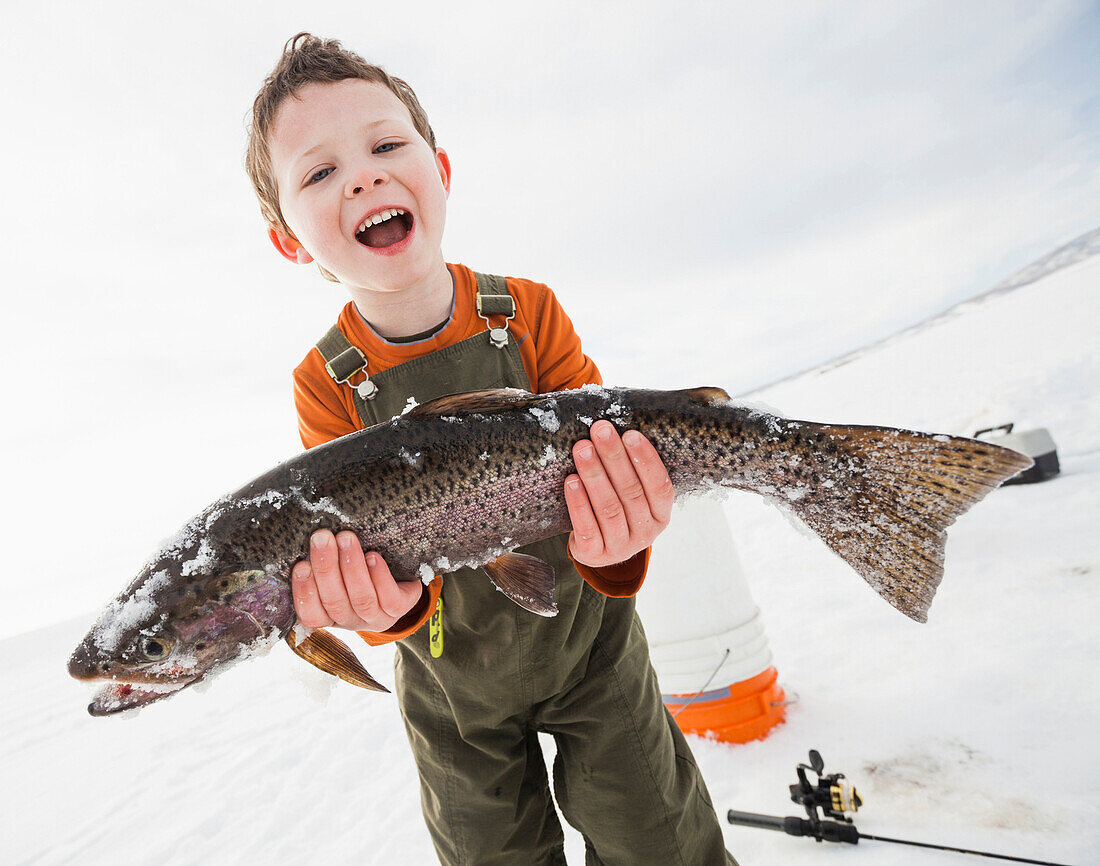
[750, 226, 1100, 396]
[3, 242, 1098, 865]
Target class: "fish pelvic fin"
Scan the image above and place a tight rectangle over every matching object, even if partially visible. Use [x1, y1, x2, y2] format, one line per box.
[787, 425, 1032, 623]
[483, 552, 558, 617]
[285, 628, 390, 693]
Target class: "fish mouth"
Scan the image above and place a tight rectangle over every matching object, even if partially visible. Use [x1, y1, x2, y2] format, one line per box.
[87, 676, 201, 716]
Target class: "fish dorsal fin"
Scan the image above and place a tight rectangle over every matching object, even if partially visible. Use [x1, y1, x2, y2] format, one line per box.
[406, 388, 536, 418]
[680, 386, 731, 405]
[285, 628, 390, 693]
[483, 553, 558, 617]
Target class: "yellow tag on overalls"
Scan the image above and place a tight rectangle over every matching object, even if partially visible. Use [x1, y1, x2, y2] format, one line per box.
[429, 596, 443, 658]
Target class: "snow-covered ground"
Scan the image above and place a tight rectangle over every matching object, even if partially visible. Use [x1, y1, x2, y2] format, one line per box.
[3, 240, 1096, 865]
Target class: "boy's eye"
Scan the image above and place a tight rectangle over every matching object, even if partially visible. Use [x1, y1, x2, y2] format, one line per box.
[306, 167, 334, 185]
[374, 141, 404, 154]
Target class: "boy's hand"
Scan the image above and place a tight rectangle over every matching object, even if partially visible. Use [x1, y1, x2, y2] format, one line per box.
[565, 420, 674, 569]
[292, 530, 424, 632]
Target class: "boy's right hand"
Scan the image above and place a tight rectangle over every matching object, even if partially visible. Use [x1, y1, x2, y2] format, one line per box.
[292, 530, 425, 632]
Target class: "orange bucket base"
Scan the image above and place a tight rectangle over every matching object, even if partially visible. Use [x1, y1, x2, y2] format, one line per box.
[663, 667, 786, 744]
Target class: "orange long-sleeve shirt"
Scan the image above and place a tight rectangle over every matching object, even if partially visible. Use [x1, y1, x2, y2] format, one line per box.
[292, 263, 650, 645]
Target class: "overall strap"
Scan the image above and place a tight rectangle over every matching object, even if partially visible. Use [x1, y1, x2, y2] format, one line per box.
[313, 324, 378, 428]
[312, 273, 516, 429]
[316, 325, 365, 384]
[472, 272, 516, 348]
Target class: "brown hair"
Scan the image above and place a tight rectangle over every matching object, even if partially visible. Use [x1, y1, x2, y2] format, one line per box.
[245, 32, 437, 271]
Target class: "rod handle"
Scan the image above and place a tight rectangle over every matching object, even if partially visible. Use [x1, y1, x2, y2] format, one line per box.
[726, 810, 788, 833]
[727, 811, 860, 844]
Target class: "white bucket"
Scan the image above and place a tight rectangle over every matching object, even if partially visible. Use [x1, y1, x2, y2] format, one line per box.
[635, 498, 774, 696]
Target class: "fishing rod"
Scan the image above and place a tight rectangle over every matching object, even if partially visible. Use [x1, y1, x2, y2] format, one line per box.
[726, 750, 1075, 866]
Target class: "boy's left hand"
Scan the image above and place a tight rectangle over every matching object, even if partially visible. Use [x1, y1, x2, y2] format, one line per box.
[565, 420, 674, 569]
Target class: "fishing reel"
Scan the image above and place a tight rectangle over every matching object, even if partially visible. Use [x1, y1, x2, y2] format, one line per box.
[726, 750, 862, 844]
[727, 750, 1070, 865]
[791, 748, 862, 827]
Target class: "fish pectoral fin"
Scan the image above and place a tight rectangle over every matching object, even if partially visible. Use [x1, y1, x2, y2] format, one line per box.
[483, 553, 558, 617]
[284, 628, 390, 693]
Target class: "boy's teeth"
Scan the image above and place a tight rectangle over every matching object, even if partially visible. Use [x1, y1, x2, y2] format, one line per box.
[358, 208, 405, 234]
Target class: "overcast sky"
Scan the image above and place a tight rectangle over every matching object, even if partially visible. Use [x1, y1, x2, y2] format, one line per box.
[5, 1, 1098, 387]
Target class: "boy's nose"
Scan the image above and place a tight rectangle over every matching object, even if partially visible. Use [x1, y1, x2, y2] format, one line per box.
[345, 167, 387, 198]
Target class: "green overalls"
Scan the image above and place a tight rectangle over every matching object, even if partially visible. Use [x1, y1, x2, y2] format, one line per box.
[316, 274, 735, 866]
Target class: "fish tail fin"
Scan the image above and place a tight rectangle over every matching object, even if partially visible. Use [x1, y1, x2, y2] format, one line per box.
[285, 627, 390, 693]
[788, 425, 1032, 622]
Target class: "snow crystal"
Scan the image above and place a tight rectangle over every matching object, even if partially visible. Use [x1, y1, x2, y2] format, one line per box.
[388, 397, 421, 421]
[289, 488, 357, 525]
[147, 653, 199, 677]
[189, 627, 284, 686]
[478, 451, 490, 461]
[287, 652, 338, 705]
[418, 563, 435, 583]
[578, 415, 593, 427]
[529, 406, 561, 432]
[237, 488, 288, 510]
[765, 494, 820, 541]
[538, 445, 557, 467]
[728, 397, 786, 417]
[128, 680, 188, 695]
[145, 512, 206, 572]
[93, 569, 173, 651]
[685, 478, 737, 503]
[180, 536, 216, 577]
[580, 383, 609, 397]
[398, 446, 423, 468]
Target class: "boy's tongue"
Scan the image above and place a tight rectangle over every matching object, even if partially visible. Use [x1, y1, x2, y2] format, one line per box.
[360, 220, 408, 248]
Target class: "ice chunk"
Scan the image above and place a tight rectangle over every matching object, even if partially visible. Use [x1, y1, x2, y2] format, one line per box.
[529, 406, 561, 432]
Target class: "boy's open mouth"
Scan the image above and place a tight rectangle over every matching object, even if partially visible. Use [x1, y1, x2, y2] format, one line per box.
[355, 208, 413, 248]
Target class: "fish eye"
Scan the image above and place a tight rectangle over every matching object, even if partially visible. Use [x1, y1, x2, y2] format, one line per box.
[139, 636, 173, 661]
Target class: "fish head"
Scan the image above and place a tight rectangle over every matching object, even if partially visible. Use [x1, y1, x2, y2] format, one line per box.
[69, 554, 295, 716]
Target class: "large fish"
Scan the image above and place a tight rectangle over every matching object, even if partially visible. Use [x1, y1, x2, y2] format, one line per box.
[68, 385, 1030, 715]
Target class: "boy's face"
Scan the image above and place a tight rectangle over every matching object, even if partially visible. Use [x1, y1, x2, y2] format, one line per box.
[268, 79, 451, 293]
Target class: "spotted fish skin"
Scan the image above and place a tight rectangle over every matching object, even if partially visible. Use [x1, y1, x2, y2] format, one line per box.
[68, 385, 1031, 714]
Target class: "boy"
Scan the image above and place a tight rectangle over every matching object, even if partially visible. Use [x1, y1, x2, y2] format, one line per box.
[246, 33, 735, 866]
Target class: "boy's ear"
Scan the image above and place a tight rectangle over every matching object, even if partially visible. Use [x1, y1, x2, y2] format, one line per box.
[435, 148, 452, 195]
[268, 227, 314, 265]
